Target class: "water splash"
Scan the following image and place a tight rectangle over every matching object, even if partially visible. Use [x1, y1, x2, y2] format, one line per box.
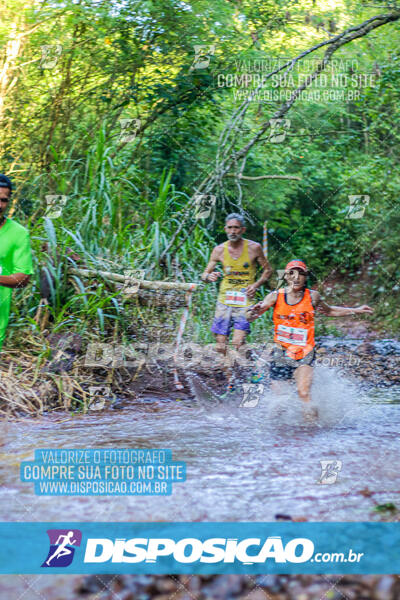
[221, 365, 368, 429]
[311, 366, 366, 426]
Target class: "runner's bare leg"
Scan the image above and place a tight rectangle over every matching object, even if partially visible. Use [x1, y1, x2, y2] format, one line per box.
[215, 334, 231, 381]
[230, 329, 248, 386]
[294, 364, 313, 402]
[231, 328, 247, 352]
[215, 334, 228, 356]
[215, 331, 246, 386]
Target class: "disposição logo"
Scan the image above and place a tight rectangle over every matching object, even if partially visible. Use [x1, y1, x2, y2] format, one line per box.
[42, 529, 82, 567]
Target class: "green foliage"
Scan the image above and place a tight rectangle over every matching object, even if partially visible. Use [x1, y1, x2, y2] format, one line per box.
[373, 502, 397, 513]
[2, 0, 400, 347]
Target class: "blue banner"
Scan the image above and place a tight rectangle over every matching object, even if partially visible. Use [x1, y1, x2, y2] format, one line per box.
[0, 522, 399, 574]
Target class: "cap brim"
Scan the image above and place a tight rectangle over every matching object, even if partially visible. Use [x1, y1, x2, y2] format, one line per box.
[285, 267, 307, 273]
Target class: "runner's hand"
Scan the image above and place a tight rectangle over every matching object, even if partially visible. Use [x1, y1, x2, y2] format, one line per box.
[206, 271, 221, 282]
[246, 302, 263, 322]
[355, 304, 374, 314]
[246, 283, 259, 298]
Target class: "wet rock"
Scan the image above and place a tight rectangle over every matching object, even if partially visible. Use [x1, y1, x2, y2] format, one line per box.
[73, 575, 400, 600]
[373, 576, 396, 600]
[78, 574, 154, 597]
[185, 575, 202, 593]
[254, 574, 284, 593]
[356, 342, 375, 355]
[359, 487, 373, 498]
[77, 574, 121, 594]
[203, 574, 244, 598]
[154, 578, 179, 593]
[373, 340, 400, 356]
[110, 396, 126, 410]
[345, 324, 370, 338]
[122, 574, 153, 589]
[239, 590, 269, 600]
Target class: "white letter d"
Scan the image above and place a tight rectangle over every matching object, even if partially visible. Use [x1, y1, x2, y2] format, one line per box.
[84, 538, 115, 563]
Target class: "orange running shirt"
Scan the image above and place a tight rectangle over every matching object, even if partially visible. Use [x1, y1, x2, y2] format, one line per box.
[272, 288, 315, 360]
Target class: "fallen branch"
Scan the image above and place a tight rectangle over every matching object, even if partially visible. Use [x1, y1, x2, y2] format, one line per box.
[227, 173, 301, 181]
[70, 268, 198, 292]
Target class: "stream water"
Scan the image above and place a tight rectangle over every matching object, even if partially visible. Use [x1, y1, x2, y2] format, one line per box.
[1, 365, 399, 523]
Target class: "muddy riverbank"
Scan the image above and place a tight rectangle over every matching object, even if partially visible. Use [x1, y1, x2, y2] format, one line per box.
[1, 335, 400, 415]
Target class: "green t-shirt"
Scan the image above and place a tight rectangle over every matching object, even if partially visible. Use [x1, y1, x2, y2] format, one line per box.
[0, 218, 34, 349]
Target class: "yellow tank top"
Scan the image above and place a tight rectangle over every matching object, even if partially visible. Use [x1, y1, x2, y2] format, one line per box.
[218, 239, 257, 307]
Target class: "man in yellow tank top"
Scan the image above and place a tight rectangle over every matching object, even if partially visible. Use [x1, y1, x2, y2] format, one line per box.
[201, 214, 272, 358]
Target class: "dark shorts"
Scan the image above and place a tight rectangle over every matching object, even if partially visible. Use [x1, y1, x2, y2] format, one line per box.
[270, 345, 315, 381]
[211, 301, 251, 336]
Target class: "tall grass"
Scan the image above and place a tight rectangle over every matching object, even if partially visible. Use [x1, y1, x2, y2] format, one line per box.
[7, 127, 247, 350]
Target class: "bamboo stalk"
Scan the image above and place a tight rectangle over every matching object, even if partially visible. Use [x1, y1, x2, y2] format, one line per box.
[70, 268, 198, 292]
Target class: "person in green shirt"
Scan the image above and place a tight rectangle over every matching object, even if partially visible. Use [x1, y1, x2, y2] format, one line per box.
[0, 174, 34, 351]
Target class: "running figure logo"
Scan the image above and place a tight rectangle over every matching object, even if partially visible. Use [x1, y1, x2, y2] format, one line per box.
[240, 383, 264, 408]
[189, 45, 216, 71]
[42, 529, 82, 567]
[347, 195, 369, 219]
[318, 460, 342, 485]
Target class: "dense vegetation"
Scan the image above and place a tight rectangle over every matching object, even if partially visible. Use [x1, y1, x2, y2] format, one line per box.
[1, 0, 400, 352]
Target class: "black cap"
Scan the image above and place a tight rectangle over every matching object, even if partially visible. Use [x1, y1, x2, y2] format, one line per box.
[0, 174, 12, 190]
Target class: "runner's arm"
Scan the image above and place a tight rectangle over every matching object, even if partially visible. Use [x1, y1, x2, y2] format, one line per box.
[245, 291, 278, 321]
[311, 291, 373, 316]
[246, 244, 273, 297]
[0, 273, 31, 289]
[201, 247, 221, 283]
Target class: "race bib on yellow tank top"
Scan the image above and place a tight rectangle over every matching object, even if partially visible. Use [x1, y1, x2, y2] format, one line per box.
[224, 289, 247, 306]
[218, 239, 256, 307]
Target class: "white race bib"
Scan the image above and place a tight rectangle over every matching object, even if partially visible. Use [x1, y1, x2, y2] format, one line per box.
[224, 290, 247, 306]
[276, 324, 307, 346]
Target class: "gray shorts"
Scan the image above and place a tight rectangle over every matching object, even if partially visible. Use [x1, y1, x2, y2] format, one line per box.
[270, 344, 315, 381]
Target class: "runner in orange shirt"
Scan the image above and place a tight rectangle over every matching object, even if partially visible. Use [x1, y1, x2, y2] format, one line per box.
[246, 260, 373, 402]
